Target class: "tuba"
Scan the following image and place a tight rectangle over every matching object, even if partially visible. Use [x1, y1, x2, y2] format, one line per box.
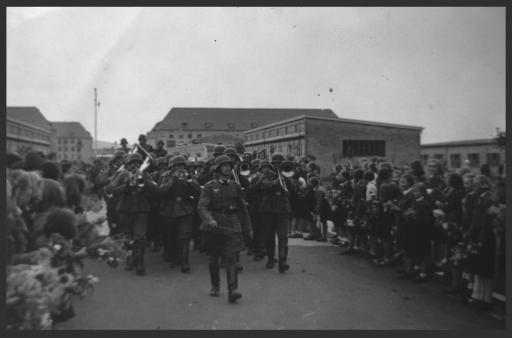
[239, 160, 252, 177]
[280, 161, 295, 178]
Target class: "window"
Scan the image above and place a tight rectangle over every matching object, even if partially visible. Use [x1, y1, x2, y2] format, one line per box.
[421, 154, 429, 164]
[188, 134, 193, 139]
[434, 154, 444, 162]
[450, 154, 461, 169]
[167, 140, 176, 148]
[342, 140, 385, 157]
[487, 153, 500, 166]
[71, 147, 75, 152]
[467, 153, 480, 167]
[204, 122, 212, 129]
[181, 122, 188, 129]
[197, 134, 202, 139]
[58, 147, 62, 152]
[178, 134, 183, 139]
[228, 123, 235, 129]
[169, 134, 174, 138]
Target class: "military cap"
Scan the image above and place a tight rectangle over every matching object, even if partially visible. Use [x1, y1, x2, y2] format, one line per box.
[270, 153, 285, 164]
[214, 155, 233, 171]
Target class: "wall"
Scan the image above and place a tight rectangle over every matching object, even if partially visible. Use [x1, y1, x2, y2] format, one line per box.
[147, 129, 244, 148]
[6, 119, 52, 155]
[421, 143, 505, 173]
[305, 119, 422, 177]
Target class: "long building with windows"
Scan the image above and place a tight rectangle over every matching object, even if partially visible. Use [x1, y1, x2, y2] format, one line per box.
[146, 107, 338, 149]
[420, 139, 505, 173]
[244, 115, 423, 177]
[51, 122, 94, 162]
[6, 106, 55, 155]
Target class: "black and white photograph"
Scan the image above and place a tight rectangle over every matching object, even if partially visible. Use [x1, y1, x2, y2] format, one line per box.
[5, 6, 507, 330]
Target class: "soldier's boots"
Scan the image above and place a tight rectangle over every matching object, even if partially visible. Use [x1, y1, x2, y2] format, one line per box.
[125, 252, 134, 271]
[227, 266, 241, 303]
[135, 245, 146, 276]
[278, 245, 290, 273]
[180, 239, 190, 273]
[209, 259, 220, 297]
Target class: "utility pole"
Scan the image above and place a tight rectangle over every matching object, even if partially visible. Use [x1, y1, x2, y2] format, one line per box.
[94, 88, 99, 156]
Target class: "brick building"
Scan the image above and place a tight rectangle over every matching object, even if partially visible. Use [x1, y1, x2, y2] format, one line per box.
[244, 115, 423, 177]
[420, 139, 505, 174]
[146, 107, 338, 149]
[6, 106, 55, 155]
[51, 122, 95, 162]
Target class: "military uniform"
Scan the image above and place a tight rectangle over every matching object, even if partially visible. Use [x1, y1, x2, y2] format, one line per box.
[197, 155, 252, 302]
[105, 154, 156, 275]
[157, 157, 201, 272]
[255, 156, 295, 273]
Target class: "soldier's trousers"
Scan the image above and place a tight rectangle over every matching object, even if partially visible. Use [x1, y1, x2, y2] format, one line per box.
[118, 212, 148, 267]
[164, 215, 194, 263]
[250, 212, 265, 256]
[261, 213, 290, 264]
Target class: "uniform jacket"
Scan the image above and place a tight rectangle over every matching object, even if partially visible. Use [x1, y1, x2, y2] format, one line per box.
[105, 170, 154, 213]
[255, 174, 296, 214]
[197, 178, 252, 234]
[157, 173, 201, 218]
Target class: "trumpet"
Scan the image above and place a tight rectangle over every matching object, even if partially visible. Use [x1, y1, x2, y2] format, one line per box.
[239, 161, 252, 177]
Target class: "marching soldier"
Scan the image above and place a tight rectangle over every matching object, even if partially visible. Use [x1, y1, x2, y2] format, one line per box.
[255, 153, 296, 273]
[136, 134, 154, 160]
[118, 138, 131, 153]
[157, 156, 201, 272]
[246, 159, 265, 261]
[154, 140, 168, 158]
[105, 153, 157, 276]
[103, 151, 126, 236]
[198, 155, 253, 303]
[147, 157, 167, 252]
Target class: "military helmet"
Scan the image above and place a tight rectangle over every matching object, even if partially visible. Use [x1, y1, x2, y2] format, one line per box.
[214, 155, 233, 171]
[126, 153, 144, 165]
[157, 139, 164, 146]
[113, 150, 125, 160]
[224, 147, 238, 158]
[120, 138, 128, 145]
[259, 159, 273, 170]
[169, 155, 187, 168]
[156, 157, 167, 166]
[213, 145, 226, 157]
[270, 153, 285, 165]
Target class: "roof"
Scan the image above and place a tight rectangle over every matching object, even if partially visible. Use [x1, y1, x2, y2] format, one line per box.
[421, 139, 494, 148]
[150, 107, 339, 131]
[6, 106, 54, 131]
[245, 114, 423, 134]
[50, 122, 92, 138]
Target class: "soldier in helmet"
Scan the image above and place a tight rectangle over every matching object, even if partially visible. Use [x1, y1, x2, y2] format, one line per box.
[136, 134, 154, 160]
[245, 158, 266, 261]
[105, 153, 157, 275]
[154, 140, 168, 158]
[157, 156, 201, 272]
[102, 150, 127, 235]
[198, 155, 253, 303]
[213, 145, 226, 158]
[118, 138, 131, 153]
[254, 153, 296, 273]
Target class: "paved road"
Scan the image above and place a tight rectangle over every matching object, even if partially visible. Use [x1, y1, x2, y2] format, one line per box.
[56, 238, 504, 330]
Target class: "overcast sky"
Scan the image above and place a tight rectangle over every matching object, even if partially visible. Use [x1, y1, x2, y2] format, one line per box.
[7, 7, 506, 144]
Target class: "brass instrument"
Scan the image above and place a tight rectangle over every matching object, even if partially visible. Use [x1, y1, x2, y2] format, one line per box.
[279, 161, 295, 178]
[232, 169, 241, 185]
[239, 161, 252, 177]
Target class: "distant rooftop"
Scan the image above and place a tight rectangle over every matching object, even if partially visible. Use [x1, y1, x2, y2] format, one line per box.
[245, 114, 424, 133]
[421, 139, 495, 148]
[6, 106, 54, 131]
[50, 121, 92, 138]
[150, 107, 339, 132]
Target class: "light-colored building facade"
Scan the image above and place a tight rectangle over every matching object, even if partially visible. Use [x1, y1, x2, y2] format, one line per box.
[167, 143, 219, 162]
[6, 107, 55, 155]
[51, 122, 95, 162]
[146, 107, 338, 149]
[420, 139, 505, 173]
[244, 115, 423, 177]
